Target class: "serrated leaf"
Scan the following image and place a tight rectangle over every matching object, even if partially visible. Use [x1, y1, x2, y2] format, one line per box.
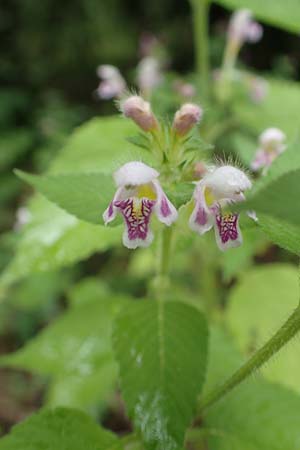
[214, 0, 300, 34]
[202, 327, 300, 450]
[1, 116, 135, 288]
[226, 264, 300, 394]
[0, 407, 122, 450]
[49, 116, 152, 174]
[113, 300, 208, 450]
[256, 213, 300, 255]
[15, 170, 115, 225]
[0, 289, 127, 410]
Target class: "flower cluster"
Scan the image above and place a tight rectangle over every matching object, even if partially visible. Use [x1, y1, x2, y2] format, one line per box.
[103, 161, 251, 251]
[103, 96, 252, 251]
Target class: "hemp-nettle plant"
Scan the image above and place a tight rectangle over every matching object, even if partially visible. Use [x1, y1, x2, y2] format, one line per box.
[3, 2, 300, 450]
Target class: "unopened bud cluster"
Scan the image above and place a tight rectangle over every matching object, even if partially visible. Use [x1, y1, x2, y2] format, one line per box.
[121, 95, 202, 138]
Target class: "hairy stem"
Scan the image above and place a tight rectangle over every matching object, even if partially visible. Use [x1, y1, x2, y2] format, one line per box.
[151, 227, 174, 301]
[199, 306, 300, 412]
[159, 227, 173, 277]
[191, 0, 211, 99]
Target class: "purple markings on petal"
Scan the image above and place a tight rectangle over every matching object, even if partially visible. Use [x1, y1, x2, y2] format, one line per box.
[115, 198, 155, 241]
[108, 202, 114, 218]
[160, 196, 172, 218]
[215, 213, 239, 244]
[195, 206, 208, 226]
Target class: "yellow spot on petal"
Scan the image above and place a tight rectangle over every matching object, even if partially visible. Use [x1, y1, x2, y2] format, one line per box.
[204, 187, 215, 206]
[137, 184, 157, 200]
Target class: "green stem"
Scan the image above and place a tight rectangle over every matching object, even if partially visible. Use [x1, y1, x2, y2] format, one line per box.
[199, 306, 300, 412]
[191, 0, 211, 99]
[159, 227, 173, 277]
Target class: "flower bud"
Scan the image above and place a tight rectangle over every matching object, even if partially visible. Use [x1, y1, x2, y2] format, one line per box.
[96, 65, 126, 100]
[259, 127, 286, 152]
[228, 9, 263, 45]
[172, 103, 203, 136]
[120, 95, 158, 132]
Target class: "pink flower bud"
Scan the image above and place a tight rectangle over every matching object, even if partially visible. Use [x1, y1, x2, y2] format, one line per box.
[173, 103, 203, 136]
[120, 96, 158, 132]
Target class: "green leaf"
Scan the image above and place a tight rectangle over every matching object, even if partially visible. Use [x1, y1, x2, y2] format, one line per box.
[0, 289, 127, 410]
[1, 116, 137, 288]
[226, 264, 300, 394]
[0, 407, 122, 450]
[113, 300, 208, 450]
[239, 140, 300, 227]
[214, 0, 300, 34]
[202, 327, 300, 450]
[256, 213, 300, 255]
[234, 78, 300, 138]
[15, 170, 115, 225]
[0, 196, 121, 292]
[48, 116, 151, 174]
[244, 169, 300, 226]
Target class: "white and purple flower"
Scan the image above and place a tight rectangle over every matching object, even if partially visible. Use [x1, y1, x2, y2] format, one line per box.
[189, 165, 252, 251]
[228, 9, 263, 48]
[251, 127, 286, 173]
[103, 161, 178, 249]
[96, 65, 126, 100]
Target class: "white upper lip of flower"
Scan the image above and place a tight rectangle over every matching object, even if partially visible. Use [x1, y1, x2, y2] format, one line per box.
[203, 165, 252, 200]
[97, 65, 121, 80]
[259, 128, 286, 147]
[113, 161, 159, 187]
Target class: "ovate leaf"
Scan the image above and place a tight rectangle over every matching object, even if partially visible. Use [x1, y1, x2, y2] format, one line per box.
[113, 300, 208, 450]
[0, 407, 122, 450]
[15, 170, 115, 225]
[49, 116, 152, 174]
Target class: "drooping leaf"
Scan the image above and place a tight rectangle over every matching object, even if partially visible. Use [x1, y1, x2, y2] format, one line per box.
[0, 407, 122, 450]
[214, 0, 300, 34]
[113, 300, 208, 450]
[226, 264, 300, 394]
